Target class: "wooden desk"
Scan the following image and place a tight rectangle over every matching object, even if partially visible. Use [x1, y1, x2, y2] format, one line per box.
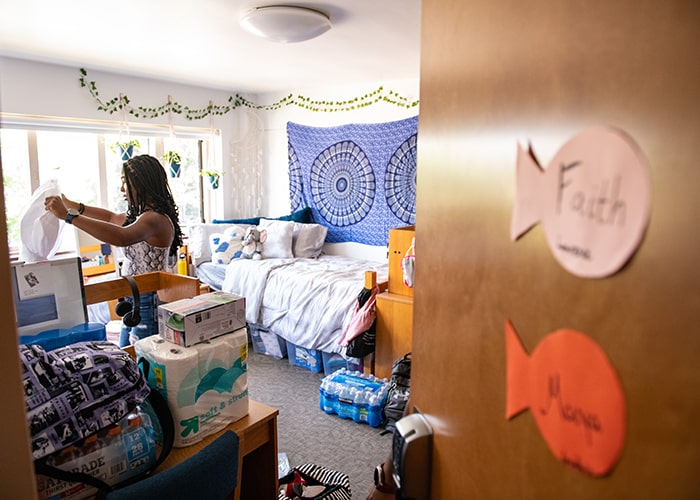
[157, 400, 279, 500]
[83, 271, 201, 305]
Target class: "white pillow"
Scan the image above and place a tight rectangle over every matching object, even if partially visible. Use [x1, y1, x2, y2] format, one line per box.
[291, 222, 327, 258]
[187, 224, 223, 266]
[258, 219, 294, 259]
[209, 225, 249, 265]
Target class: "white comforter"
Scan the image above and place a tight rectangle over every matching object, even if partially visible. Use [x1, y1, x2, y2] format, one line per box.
[220, 255, 388, 355]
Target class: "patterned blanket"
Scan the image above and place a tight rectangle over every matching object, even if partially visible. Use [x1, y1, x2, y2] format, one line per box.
[287, 116, 418, 246]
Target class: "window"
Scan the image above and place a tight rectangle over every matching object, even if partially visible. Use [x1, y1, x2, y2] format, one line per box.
[1, 125, 212, 255]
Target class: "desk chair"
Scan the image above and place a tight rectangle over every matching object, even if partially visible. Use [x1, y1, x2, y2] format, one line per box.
[104, 430, 240, 500]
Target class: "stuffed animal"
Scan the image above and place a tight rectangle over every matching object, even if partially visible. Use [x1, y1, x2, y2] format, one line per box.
[241, 226, 267, 260]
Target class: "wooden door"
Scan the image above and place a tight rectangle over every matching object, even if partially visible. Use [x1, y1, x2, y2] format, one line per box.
[412, 1, 700, 498]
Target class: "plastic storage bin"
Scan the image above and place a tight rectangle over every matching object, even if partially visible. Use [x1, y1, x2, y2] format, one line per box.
[286, 340, 323, 373]
[321, 351, 364, 375]
[19, 322, 106, 351]
[319, 369, 389, 427]
[249, 325, 288, 360]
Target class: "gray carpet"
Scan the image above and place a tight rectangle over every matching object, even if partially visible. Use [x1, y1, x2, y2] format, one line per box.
[246, 348, 392, 499]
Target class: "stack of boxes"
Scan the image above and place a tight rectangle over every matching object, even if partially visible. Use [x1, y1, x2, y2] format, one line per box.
[135, 291, 250, 447]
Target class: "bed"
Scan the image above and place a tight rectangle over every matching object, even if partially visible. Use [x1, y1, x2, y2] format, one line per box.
[187, 218, 389, 364]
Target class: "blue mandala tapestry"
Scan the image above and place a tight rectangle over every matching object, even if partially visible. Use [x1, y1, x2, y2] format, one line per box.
[287, 116, 418, 246]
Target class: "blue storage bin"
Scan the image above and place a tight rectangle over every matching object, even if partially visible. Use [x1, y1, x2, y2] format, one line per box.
[321, 351, 346, 375]
[19, 322, 106, 351]
[321, 351, 364, 375]
[286, 340, 323, 373]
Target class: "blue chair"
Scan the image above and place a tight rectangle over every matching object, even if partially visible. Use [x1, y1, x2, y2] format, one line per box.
[104, 430, 240, 500]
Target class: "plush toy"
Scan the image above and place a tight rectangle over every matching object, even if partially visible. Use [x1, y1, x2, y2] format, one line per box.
[241, 226, 267, 260]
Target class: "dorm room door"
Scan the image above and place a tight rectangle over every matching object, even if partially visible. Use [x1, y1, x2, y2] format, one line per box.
[411, 0, 700, 498]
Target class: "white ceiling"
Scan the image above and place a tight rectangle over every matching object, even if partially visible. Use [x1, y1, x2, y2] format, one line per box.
[0, 0, 422, 93]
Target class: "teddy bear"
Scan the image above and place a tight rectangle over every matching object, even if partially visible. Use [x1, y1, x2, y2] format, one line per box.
[241, 226, 267, 260]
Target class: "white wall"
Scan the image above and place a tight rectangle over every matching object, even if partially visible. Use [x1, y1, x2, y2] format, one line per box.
[0, 56, 251, 218]
[1, 57, 419, 260]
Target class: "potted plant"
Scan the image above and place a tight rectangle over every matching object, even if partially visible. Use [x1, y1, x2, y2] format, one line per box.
[110, 139, 141, 161]
[163, 151, 182, 178]
[201, 169, 223, 189]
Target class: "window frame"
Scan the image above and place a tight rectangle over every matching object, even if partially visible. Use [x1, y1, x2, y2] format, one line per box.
[1, 113, 218, 257]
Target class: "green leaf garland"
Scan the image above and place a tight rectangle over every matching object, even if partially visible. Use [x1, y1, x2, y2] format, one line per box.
[79, 68, 419, 120]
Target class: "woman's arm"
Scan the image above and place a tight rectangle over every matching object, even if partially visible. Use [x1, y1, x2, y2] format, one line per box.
[61, 194, 124, 225]
[45, 196, 169, 248]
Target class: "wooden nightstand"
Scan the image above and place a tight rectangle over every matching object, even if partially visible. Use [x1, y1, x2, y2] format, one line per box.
[373, 226, 415, 379]
[374, 291, 413, 380]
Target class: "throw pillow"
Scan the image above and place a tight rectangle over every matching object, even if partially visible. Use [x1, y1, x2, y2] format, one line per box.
[209, 225, 249, 264]
[291, 223, 328, 258]
[257, 219, 294, 259]
[188, 223, 229, 266]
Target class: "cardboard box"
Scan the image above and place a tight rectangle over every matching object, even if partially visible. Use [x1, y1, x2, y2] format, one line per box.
[158, 291, 245, 347]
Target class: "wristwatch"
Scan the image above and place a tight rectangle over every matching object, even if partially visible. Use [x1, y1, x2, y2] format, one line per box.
[374, 462, 395, 494]
[65, 208, 80, 224]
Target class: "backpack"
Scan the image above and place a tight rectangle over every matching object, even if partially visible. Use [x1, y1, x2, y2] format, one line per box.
[342, 286, 378, 359]
[382, 352, 412, 434]
[20, 341, 174, 497]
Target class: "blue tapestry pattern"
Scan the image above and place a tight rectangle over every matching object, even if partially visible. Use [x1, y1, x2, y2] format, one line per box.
[288, 141, 305, 210]
[287, 116, 418, 246]
[310, 140, 375, 227]
[385, 133, 418, 225]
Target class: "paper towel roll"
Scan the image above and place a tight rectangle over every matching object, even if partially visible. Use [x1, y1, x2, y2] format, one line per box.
[134, 329, 249, 447]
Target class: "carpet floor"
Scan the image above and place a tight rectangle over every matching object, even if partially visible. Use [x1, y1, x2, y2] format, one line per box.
[247, 348, 392, 499]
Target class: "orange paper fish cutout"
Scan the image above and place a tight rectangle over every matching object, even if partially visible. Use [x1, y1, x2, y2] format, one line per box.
[511, 126, 651, 278]
[505, 320, 626, 476]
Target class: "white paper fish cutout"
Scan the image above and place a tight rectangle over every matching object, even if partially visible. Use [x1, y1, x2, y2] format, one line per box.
[511, 126, 651, 278]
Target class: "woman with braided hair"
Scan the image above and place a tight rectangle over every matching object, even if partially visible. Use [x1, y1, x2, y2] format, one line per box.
[44, 154, 184, 347]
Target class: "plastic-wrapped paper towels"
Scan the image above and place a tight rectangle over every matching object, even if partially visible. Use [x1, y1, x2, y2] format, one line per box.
[134, 328, 249, 447]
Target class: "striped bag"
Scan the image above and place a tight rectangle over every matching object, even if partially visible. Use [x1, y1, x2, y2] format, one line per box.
[278, 463, 351, 500]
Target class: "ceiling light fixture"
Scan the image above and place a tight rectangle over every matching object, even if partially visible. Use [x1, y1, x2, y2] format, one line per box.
[240, 5, 332, 43]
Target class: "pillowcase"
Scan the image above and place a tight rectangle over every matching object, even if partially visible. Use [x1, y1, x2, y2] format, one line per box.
[188, 223, 226, 266]
[275, 207, 313, 223]
[257, 219, 294, 259]
[211, 207, 313, 225]
[209, 225, 249, 265]
[212, 216, 261, 225]
[291, 222, 327, 258]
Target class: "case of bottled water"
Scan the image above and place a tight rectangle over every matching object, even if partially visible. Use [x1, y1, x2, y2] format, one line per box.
[319, 369, 389, 427]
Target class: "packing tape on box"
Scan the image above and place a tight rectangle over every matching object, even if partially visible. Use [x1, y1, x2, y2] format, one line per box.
[134, 328, 249, 447]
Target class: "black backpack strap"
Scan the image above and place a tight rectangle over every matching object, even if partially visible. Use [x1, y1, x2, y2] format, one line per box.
[92, 358, 175, 498]
[35, 459, 113, 493]
[132, 356, 175, 472]
[35, 358, 175, 497]
[93, 386, 175, 498]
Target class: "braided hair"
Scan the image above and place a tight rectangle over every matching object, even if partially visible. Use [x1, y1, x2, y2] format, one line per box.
[122, 154, 183, 258]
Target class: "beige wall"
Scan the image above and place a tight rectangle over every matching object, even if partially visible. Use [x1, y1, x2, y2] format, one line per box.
[412, 0, 699, 498]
